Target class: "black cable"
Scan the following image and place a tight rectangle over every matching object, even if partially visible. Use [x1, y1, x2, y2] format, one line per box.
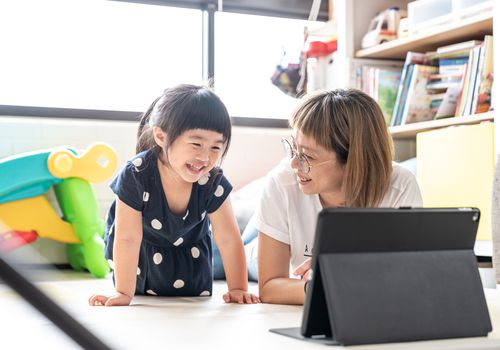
[0, 255, 113, 350]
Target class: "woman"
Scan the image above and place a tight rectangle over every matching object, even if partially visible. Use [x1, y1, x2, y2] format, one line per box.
[255, 89, 422, 305]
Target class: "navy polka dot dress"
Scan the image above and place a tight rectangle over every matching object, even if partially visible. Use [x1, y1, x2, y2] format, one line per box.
[104, 150, 232, 297]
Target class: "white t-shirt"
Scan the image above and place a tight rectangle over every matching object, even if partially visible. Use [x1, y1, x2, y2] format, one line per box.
[254, 159, 423, 272]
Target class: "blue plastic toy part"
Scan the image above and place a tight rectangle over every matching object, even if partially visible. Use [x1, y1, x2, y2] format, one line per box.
[0, 150, 62, 205]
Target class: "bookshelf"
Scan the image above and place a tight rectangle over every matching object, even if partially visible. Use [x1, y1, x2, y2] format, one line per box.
[333, 0, 494, 154]
[331, 0, 497, 257]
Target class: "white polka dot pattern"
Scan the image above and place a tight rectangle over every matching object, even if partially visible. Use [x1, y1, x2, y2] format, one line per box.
[198, 173, 210, 185]
[146, 289, 157, 296]
[151, 219, 162, 230]
[201, 211, 206, 220]
[143, 192, 149, 202]
[200, 291, 210, 296]
[107, 259, 115, 270]
[191, 247, 200, 258]
[132, 158, 143, 167]
[173, 279, 185, 288]
[137, 267, 141, 275]
[182, 210, 189, 220]
[214, 185, 224, 197]
[173, 237, 184, 246]
[153, 252, 163, 265]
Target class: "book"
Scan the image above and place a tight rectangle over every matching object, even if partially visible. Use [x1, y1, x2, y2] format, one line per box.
[392, 64, 416, 126]
[436, 40, 482, 54]
[429, 93, 446, 119]
[435, 85, 461, 119]
[375, 69, 402, 125]
[391, 52, 429, 126]
[475, 35, 494, 114]
[400, 64, 439, 124]
[348, 58, 403, 126]
[464, 45, 482, 115]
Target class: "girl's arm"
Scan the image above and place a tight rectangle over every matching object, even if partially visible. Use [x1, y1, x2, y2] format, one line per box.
[209, 198, 259, 304]
[89, 198, 142, 306]
[258, 232, 306, 305]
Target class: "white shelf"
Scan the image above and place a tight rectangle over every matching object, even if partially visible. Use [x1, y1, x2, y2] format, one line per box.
[390, 112, 494, 139]
[355, 12, 493, 59]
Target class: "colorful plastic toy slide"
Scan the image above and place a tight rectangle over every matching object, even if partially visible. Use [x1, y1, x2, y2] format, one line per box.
[0, 143, 118, 278]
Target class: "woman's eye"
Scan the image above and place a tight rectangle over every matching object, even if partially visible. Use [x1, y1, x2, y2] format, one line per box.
[191, 143, 201, 148]
[211, 147, 222, 152]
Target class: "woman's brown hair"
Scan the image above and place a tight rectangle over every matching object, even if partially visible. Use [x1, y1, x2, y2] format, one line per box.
[290, 89, 393, 207]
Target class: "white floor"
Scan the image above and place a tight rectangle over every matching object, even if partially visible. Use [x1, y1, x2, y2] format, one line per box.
[2, 268, 500, 350]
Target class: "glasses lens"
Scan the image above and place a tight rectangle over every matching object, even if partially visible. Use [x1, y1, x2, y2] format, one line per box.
[297, 153, 310, 173]
[282, 139, 293, 159]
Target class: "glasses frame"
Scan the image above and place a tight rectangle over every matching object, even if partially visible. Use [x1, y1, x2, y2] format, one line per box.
[281, 138, 333, 174]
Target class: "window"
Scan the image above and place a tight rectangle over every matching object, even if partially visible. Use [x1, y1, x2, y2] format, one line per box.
[0, 0, 202, 111]
[1, 1, 326, 123]
[214, 12, 322, 119]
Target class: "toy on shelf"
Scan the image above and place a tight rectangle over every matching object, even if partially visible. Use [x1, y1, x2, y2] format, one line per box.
[361, 6, 406, 49]
[0, 143, 118, 278]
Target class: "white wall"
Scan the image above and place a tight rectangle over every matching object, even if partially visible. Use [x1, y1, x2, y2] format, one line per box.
[0, 116, 288, 263]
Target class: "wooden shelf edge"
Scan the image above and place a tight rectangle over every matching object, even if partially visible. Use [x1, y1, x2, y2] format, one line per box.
[390, 112, 494, 139]
[355, 12, 493, 59]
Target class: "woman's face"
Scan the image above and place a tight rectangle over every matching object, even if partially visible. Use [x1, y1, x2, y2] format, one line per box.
[156, 128, 225, 183]
[291, 129, 345, 200]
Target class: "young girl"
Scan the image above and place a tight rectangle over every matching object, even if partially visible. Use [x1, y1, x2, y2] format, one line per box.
[256, 89, 422, 305]
[89, 84, 259, 306]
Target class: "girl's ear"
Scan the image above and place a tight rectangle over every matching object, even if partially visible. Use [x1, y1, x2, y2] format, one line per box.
[152, 126, 167, 148]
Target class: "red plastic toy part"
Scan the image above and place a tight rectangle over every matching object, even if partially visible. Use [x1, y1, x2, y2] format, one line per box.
[0, 230, 38, 252]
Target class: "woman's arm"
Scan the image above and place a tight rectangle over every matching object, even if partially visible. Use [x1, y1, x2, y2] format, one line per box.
[89, 198, 142, 306]
[209, 198, 259, 303]
[258, 232, 306, 305]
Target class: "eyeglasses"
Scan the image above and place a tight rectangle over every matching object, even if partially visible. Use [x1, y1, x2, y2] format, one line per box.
[281, 138, 333, 174]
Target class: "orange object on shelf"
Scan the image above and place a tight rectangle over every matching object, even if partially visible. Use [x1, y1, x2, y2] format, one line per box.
[305, 40, 337, 58]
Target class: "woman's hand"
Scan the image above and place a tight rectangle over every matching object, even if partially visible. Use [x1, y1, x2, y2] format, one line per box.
[293, 258, 313, 281]
[222, 289, 260, 304]
[88, 292, 132, 307]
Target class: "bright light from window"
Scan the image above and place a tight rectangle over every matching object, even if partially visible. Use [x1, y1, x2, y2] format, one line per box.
[215, 12, 322, 119]
[0, 0, 202, 111]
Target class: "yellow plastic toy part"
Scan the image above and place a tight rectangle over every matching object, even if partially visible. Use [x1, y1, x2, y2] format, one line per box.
[0, 196, 79, 244]
[47, 142, 118, 183]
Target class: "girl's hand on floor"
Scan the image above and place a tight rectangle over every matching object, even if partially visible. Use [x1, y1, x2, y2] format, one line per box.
[88, 292, 132, 307]
[223, 289, 260, 304]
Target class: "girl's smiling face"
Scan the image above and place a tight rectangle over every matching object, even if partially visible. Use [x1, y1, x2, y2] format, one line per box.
[154, 127, 226, 183]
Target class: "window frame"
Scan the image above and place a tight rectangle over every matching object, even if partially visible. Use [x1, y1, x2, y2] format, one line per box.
[0, 0, 326, 127]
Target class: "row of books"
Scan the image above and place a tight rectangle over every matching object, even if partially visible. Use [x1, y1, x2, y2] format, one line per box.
[352, 36, 494, 127]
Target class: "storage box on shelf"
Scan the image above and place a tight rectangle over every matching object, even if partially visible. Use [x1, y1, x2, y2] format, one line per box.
[407, 0, 492, 35]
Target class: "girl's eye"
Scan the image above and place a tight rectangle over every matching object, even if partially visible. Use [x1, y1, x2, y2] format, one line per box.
[211, 147, 222, 152]
[191, 143, 201, 148]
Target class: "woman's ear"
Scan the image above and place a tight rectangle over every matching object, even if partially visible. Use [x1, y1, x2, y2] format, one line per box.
[152, 126, 167, 148]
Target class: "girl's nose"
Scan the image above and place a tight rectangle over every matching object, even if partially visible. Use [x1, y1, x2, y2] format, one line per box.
[196, 149, 210, 163]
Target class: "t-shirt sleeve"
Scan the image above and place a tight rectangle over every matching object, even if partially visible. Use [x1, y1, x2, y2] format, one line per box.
[109, 162, 145, 211]
[394, 171, 423, 207]
[206, 172, 233, 213]
[254, 174, 290, 245]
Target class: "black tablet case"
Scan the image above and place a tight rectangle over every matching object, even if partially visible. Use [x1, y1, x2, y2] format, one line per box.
[270, 208, 492, 346]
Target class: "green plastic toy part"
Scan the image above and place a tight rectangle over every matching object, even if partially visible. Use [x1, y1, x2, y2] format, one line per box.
[54, 178, 109, 278]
